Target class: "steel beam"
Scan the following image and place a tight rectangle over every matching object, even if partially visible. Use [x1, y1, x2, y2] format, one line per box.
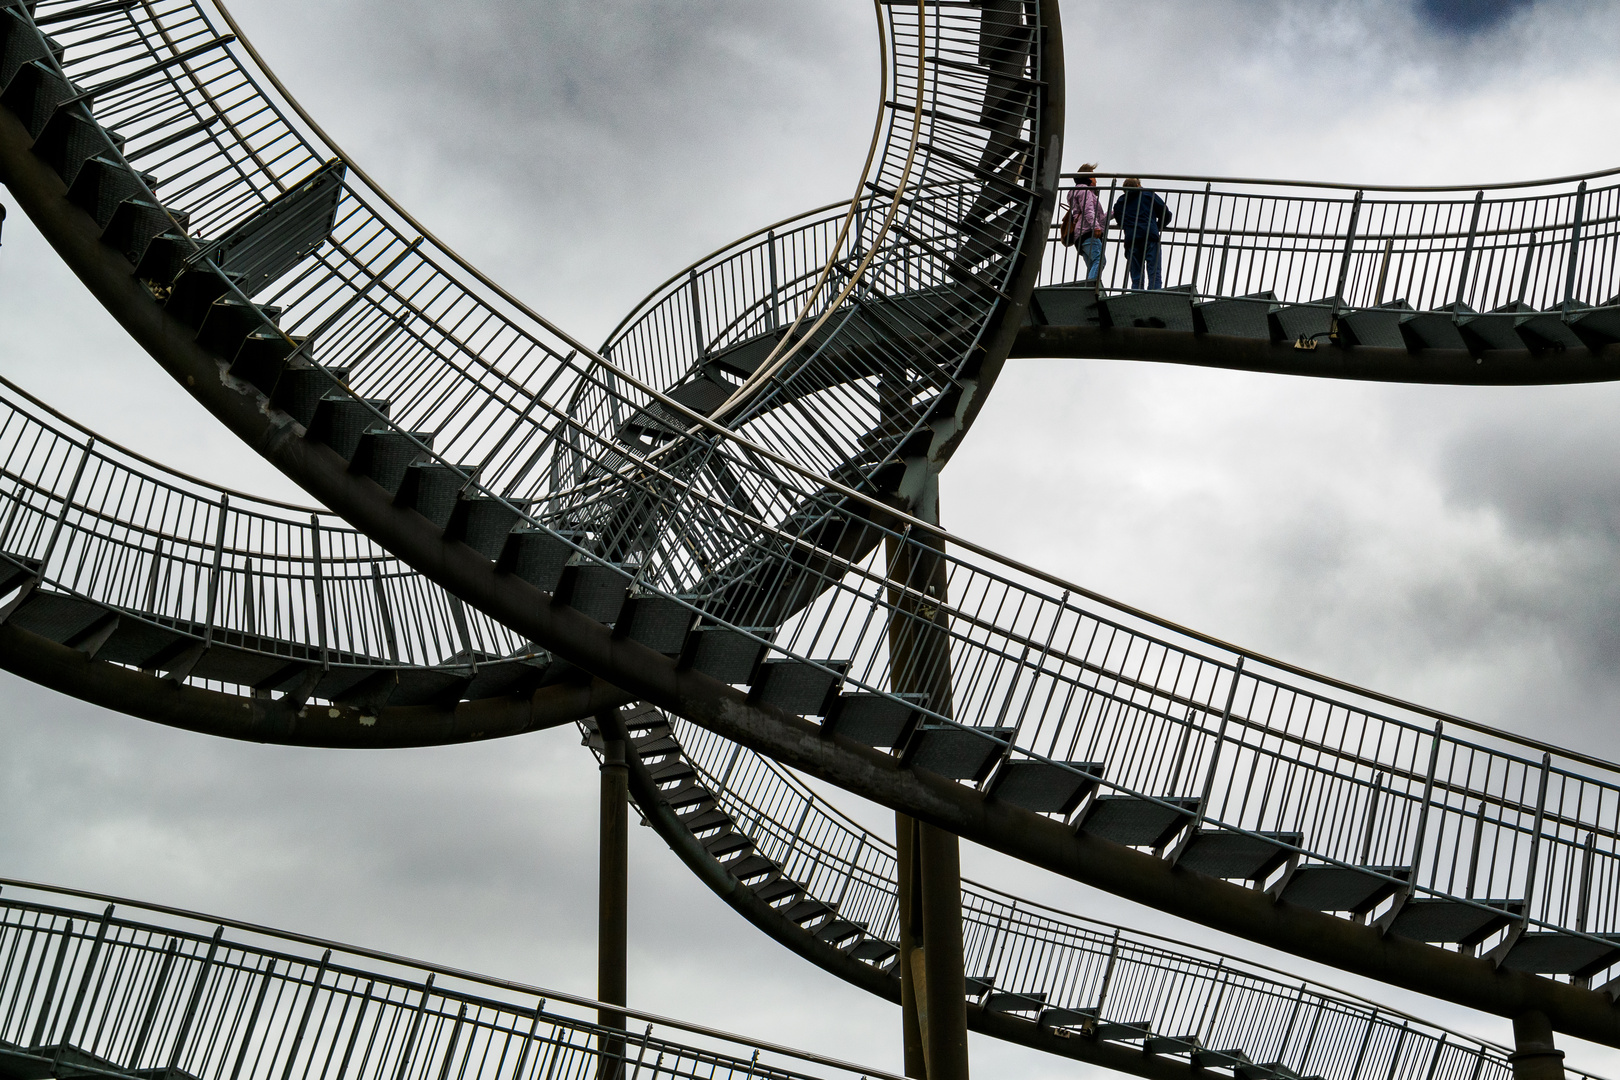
[1010, 323, 1620, 385]
[598, 719, 629, 1079]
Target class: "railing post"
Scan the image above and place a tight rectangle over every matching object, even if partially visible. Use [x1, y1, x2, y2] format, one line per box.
[128, 938, 179, 1067]
[1334, 191, 1365, 311]
[1517, 231, 1541, 307]
[1374, 239, 1394, 307]
[767, 231, 780, 331]
[166, 925, 223, 1070]
[687, 269, 706, 359]
[227, 958, 277, 1080]
[1093, 929, 1121, 1016]
[1563, 182, 1587, 308]
[38, 438, 95, 576]
[309, 515, 329, 670]
[1383, 725, 1444, 930]
[1189, 182, 1213, 292]
[392, 972, 433, 1080]
[598, 713, 628, 1077]
[203, 495, 229, 647]
[369, 563, 400, 662]
[1453, 191, 1484, 309]
[52, 905, 113, 1065]
[28, 918, 72, 1048]
[280, 950, 331, 1080]
[1184, 657, 1246, 843]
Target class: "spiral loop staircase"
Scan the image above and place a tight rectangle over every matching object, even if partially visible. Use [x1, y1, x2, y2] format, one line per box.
[3, 0, 1620, 1072]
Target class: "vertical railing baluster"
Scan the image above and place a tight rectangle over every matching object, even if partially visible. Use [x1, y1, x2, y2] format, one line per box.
[202, 495, 229, 648]
[1516, 231, 1541, 307]
[27, 918, 72, 1048]
[52, 905, 113, 1067]
[309, 515, 329, 670]
[1563, 181, 1587, 307]
[165, 926, 222, 1070]
[392, 973, 435, 1080]
[38, 438, 94, 578]
[127, 938, 179, 1068]
[687, 270, 706, 360]
[1185, 657, 1245, 841]
[1190, 182, 1212, 291]
[1335, 191, 1365, 311]
[227, 958, 277, 1080]
[767, 231, 780, 331]
[1452, 191, 1485, 308]
[1374, 239, 1394, 307]
[280, 951, 331, 1080]
[370, 564, 400, 663]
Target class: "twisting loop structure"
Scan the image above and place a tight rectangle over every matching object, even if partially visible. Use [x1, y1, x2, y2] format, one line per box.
[4, 0, 1620, 1072]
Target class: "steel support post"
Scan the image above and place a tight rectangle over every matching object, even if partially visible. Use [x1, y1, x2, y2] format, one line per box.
[1510, 1012, 1565, 1080]
[887, 469, 968, 1080]
[896, 812, 928, 1079]
[598, 715, 629, 1080]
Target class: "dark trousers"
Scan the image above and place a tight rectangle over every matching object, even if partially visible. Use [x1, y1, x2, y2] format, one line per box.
[1125, 233, 1163, 290]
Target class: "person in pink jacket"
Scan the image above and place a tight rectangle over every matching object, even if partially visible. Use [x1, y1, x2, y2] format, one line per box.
[1066, 165, 1107, 283]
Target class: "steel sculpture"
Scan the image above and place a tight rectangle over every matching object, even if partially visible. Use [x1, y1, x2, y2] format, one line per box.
[2, 0, 1620, 1076]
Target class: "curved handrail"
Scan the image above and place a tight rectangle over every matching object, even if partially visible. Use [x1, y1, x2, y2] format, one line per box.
[0, 877, 901, 1080]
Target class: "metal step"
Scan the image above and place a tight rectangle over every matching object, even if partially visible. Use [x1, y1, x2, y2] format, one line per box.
[497, 529, 583, 594]
[1515, 305, 1586, 352]
[1077, 795, 1200, 849]
[1104, 285, 1196, 332]
[447, 496, 525, 561]
[1401, 304, 1472, 350]
[1460, 302, 1534, 351]
[1145, 1035, 1203, 1056]
[984, 990, 1046, 1015]
[66, 155, 156, 229]
[749, 658, 847, 716]
[1570, 300, 1620, 346]
[1384, 897, 1522, 946]
[1270, 297, 1337, 344]
[752, 877, 803, 905]
[309, 394, 388, 462]
[850, 937, 898, 964]
[1499, 932, 1620, 977]
[987, 759, 1102, 815]
[32, 107, 118, 187]
[1193, 1048, 1254, 1069]
[1278, 865, 1407, 915]
[268, 365, 349, 428]
[229, 329, 303, 397]
[1175, 829, 1300, 882]
[615, 594, 695, 654]
[702, 830, 752, 861]
[1338, 300, 1412, 349]
[1195, 292, 1277, 339]
[196, 296, 282, 364]
[906, 722, 1013, 781]
[102, 197, 184, 272]
[395, 461, 465, 529]
[350, 429, 432, 497]
[1029, 283, 1102, 328]
[823, 691, 926, 748]
[3, 60, 74, 140]
[555, 561, 630, 623]
[682, 625, 768, 684]
[816, 919, 863, 947]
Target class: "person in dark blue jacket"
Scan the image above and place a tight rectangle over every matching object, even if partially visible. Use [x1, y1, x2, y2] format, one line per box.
[1110, 178, 1172, 290]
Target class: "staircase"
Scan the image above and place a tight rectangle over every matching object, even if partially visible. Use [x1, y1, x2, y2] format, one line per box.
[5, 0, 1620, 1055]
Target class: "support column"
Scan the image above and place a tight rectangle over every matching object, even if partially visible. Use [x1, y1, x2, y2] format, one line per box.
[598, 714, 629, 1080]
[886, 470, 968, 1080]
[896, 813, 927, 1079]
[1510, 1011, 1565, 1080]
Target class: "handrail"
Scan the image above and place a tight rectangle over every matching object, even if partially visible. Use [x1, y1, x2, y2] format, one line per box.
[0, 876, 903, 1080]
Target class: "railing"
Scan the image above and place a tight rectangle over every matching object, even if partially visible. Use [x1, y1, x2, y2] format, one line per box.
[660, 718, 1608, 1080]
[1040, 172, 1620, 312]
[0, 879, 897, 1080]
[0, 376, 530, 684]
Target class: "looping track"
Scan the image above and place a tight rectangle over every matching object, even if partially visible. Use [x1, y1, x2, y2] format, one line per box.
[4, 0, 1620, 1066]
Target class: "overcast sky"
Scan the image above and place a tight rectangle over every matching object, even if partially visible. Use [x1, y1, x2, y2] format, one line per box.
[5, 2, 1620, 1078]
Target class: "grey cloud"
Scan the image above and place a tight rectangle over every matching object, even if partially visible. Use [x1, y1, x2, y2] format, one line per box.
[1417, 0, 1535, 34]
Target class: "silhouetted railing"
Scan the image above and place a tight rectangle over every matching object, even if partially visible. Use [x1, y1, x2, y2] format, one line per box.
[0, 879, 896, 1080]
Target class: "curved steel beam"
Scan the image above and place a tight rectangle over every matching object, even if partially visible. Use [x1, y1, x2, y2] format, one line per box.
[0, 619, 620, 747]
[1011, 323, 1620, 384]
